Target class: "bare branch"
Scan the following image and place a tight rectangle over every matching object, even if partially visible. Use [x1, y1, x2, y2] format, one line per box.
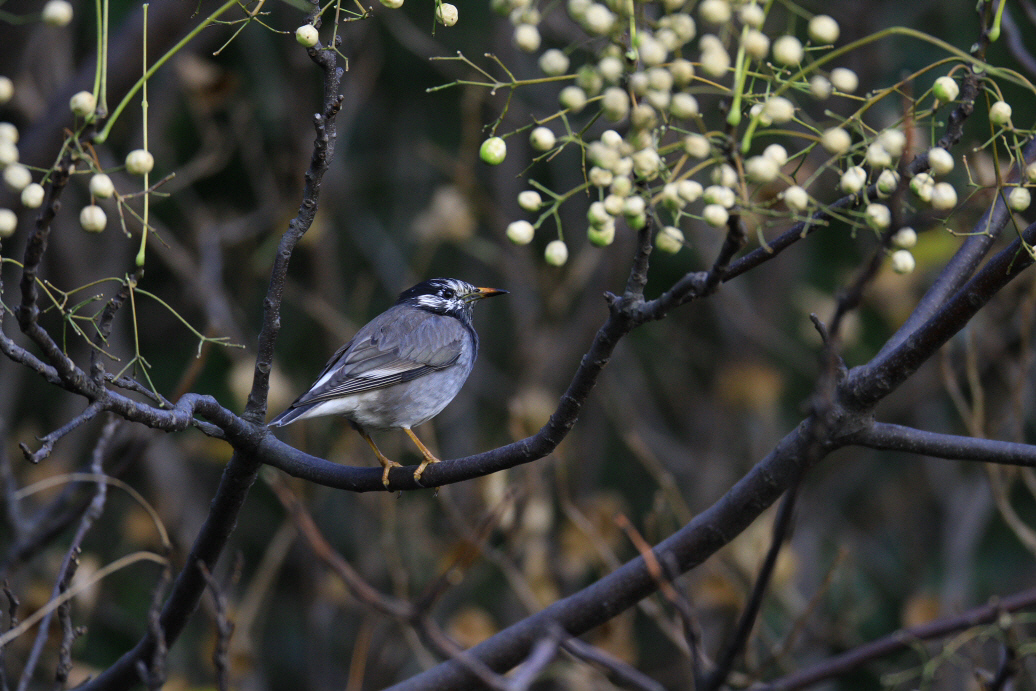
[19, 401, 104, 464]
[845, 421, 1036, 466]
[561, 638, 667, 691]
[751, 587, 1036, 691]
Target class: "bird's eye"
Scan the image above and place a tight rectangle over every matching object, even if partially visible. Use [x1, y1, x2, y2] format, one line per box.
[442, 288, 455, 299]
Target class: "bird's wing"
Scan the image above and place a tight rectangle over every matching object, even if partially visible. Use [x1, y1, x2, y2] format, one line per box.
[289, 308, 468, 406]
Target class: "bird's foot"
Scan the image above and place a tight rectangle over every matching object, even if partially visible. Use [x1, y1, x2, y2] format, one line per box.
[380, 459, 403, 489]
[413, 455, 441, 484]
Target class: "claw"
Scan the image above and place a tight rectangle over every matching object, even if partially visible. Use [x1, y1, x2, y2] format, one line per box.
[358, 428, 403, 490]
[381, 459, 403, 489]
[405, 428, 442, 485]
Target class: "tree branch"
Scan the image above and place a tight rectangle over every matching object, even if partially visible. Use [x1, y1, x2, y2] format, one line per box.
[846, 421, 1036, 466]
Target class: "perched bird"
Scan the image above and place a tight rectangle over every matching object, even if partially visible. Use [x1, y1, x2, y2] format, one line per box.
[269, 278, 507, 488]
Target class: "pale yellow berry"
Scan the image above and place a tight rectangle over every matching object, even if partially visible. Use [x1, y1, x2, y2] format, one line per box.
[876, 170, 900, 197]
[865, 203, 891, 230]
[517, 190, 542, 211]
[878, 129, 907, 157]
[0, 77, 12, 105]
[1026, 161, 1036, 184]
[927, 147, 954, 176]
[772, 35, 803, 67]
[840, 166, 867, 194]
[676, 179, 703, 203]
[3, 164, 31, 192]
[42, 0, 73, 26]
[638, 35, 667, 66]
[810, 75, 832, 100]
[529, 127, 556, 152]
[601, 87, 629, 122]
[380, 0, 404, 8]
[436, 2, 458, 26]
[79, 204, 107, 233]
[0, 142, 17, 166]
[661, 183, 684, 209]
[582, 3, 615, 34]
[20, 182, 44, 208]
[684, 134, 711, 159]
[0, 208, 16, 237]
[513, 24, 541, 52]
[89, 173, 115, 198]
[588, 200, 613, 227]
[742, 30, 770, 61]
[711, 163, 738, 188]
[631, 148, 662, 179]
[930, 181, 958, 210]
[670, 92, 699, 119]
[703, 184, 736, 208]
[699, 0, 731, 24]
[763, 144, 788, 166]
[820, 127, 851, 155]
[808, 15, 839, 44]
[602, 194, 625, 216]
[782, 185, 809, 212]
[990, 100, 1012, 127]
[539, 49, 570, 76]
[295, 24, 319, 47]
[738, 3, 764, 28]
[588, 166, 613, 188]
[700, 36, 730, 77]
[745, 155, 778, 183]
[567, 0, 591, 20]
[656, 226, 685, 253]
[69, 91, 96, 118]
[125, 149, 155, 175]
[622, 195, 646, 218]
[703, 203, 729, 227]
[600, 129, 623, 149]
[610, 175, 633, 197]
[893, 227, 917, 248]
[1008, 186, 1031, 211]
[829, 67, 858, 94]
[764, 96, 795, 124]
[559, 85, 587, 112]
[598, 56, 623, 83]
[506, 220, 535, 244]
[0, 123, 17, 144]
[544, 239, 568, 265]
[890, 249, 915, 274]
[865, 142, 892, 169]
[669, 59, 695, 86]
[910, 172, 935, 202]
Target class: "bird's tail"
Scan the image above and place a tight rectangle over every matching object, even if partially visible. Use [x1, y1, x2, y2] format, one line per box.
[267, 404, 307, 427]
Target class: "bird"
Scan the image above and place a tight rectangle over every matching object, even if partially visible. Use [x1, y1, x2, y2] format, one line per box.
[268, 278, 507, 488]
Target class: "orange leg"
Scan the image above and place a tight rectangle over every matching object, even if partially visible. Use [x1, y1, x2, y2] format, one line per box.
[404, 428, 442, 483]
[357, 428, 402, 489]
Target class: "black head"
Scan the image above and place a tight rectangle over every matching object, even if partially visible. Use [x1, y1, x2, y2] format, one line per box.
[396, 278, 507, 321]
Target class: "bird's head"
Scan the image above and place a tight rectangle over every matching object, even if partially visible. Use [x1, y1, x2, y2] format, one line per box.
[396, 278, 507, 321]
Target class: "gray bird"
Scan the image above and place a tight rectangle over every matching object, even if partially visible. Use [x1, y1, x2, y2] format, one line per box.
[269, 278, 507, 488]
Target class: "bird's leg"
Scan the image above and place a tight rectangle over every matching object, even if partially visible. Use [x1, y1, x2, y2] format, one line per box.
[357, 428, 402, 489]
[404, 428, 442, 484]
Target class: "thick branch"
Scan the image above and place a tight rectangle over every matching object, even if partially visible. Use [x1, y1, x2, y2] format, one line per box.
[875, 136, 1036, 358]
[844, 220, 1036, 410]
[383, 415, 838, 691]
